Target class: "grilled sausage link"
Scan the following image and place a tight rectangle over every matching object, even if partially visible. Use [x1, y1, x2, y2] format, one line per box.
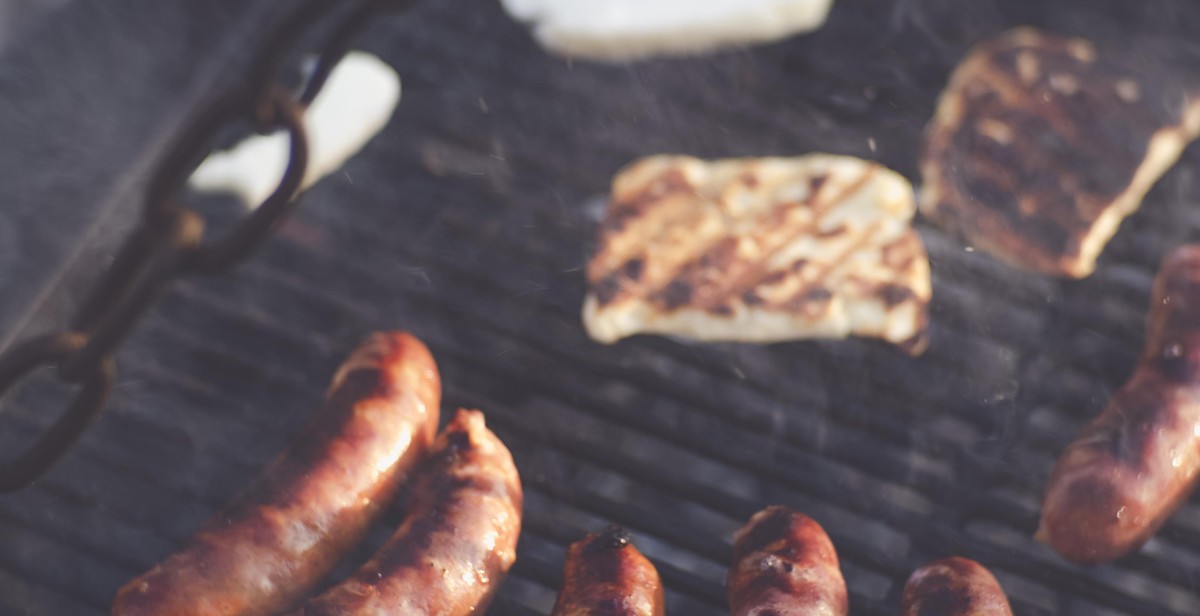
[900, 557, 1013, 616]
[292, 408, 523, 615]
[551, 526, 665, 616]
[727, 505, 848, 616]
[112, 332, 441, 616]
[1039, 245, 1200, 563]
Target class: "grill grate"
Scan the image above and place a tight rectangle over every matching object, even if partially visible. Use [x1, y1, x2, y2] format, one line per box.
[4, 0, 1200, 614]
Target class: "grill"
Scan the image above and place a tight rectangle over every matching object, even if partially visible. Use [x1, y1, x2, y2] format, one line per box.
[2, 0, 1200, 614]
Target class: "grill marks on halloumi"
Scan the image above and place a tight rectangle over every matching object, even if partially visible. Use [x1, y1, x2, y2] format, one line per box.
[583, 155, 931, 354]
[921, 28, 1200, 278]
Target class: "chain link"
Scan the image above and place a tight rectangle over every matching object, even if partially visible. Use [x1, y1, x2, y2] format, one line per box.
[0, 0, 411, 492]
[183, 88, 309, 275]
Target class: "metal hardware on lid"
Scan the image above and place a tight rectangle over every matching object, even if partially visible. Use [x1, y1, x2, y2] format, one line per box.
[181, 89, 309, 276]
[0, 0, 411, 492]
[0, 333, 114, 492]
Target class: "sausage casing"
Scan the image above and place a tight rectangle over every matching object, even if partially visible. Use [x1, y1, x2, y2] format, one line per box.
[112, 332, 441, 616]
[292, 408, 523, 615]
[727, 505, 848, 616]
[900, 557, 1013, 616]
[551, 526, 665, 616]
[1039, 245, 1200, 563]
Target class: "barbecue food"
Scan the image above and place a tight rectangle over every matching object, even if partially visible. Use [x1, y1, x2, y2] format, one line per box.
[112, 332, 441, 616]
[1039, 245, 1200, 564]
[921, 28, 1200, 278]
[900, 557, 1013, 616]
[727, 505, 848, 616]
[291, 409, 523, 616]
[499, 0, 834, 62]
[551, 526, 665, 616]
[583, 154, 931, 354]
[189, 51, 401, 208]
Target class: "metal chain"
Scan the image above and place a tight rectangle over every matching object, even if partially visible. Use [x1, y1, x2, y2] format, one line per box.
[0, 0, 413, 492]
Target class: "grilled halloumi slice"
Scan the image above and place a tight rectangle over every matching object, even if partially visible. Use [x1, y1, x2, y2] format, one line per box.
[499, 0, 834, 62]
[921, 28, 1200, 278]
[582, 155, 931, 355]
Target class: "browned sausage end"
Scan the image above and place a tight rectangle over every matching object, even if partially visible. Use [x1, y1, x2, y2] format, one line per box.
[901, 557, 1013, 616]
[1039, 245, 1200, 563]
[112, 331, 441, 616]
[293, 408, 522, 616]
[728, 505, 847, 616]
[551, 525, 665, 616]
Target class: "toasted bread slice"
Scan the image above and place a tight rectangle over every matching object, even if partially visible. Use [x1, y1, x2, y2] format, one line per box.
[583, 155, 930, 354]
[499, 0, 833, 62]
[921, 28, 1200, 278]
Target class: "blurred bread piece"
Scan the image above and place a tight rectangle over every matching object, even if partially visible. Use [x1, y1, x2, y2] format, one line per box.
[921, 28, 1200, 278]
[499, 0, 834, 62]
[583, 155, 930, 355]
[189, 52, 400, 207]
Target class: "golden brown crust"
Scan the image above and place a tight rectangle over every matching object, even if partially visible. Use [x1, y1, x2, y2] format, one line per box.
[921, 28, 1200, 278]
[1039, 245, 1200, 563]
[584, 155, 931, 354]
[112, 332, 441, 616]
[727, 505, 847, 616]
[551, 526, 665, 616]
[900, 557, 1013, 616]
[292, 409, 523, 616]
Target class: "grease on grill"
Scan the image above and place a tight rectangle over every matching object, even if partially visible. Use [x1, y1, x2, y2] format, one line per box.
[920, 27, 1200, 278]
[582, 154, 931, 354]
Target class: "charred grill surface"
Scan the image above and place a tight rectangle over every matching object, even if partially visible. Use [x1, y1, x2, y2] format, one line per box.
[4, 1, 1200, 615]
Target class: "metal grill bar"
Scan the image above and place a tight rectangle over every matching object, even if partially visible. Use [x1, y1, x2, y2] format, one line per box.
[126, 169, 1195, 614]
[7, 208, 1190, 612]
[5, 0, 1200, 614]
[114, 232, 1200, 612]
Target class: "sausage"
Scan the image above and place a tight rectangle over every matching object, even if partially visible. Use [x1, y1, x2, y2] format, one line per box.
[727, 505, 848, 616]
[291, 408, 523, 615]
[112, 332, 441, 616]
[551, 526, 665, 616]
[900, 557, 1013, 616]
[1039, 245, 1200, 563]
